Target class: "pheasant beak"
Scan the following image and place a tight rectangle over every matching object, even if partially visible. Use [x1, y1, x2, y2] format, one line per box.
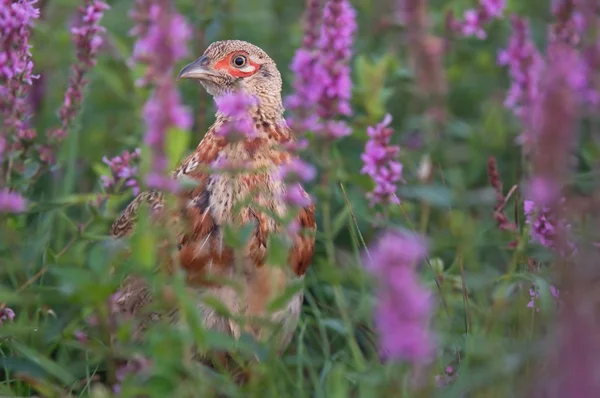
[177, 55, 218, 81]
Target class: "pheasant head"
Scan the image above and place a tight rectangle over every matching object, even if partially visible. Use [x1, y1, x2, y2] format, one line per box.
[178, 40, 284, 121]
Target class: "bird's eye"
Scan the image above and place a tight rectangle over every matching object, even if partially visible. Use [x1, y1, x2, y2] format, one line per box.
[232, 55, 247, 67]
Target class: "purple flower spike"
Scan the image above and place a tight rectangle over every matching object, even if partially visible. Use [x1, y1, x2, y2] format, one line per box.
[50, 0, 109, 143]
[527, 283, 562, 312]
[364, 230, 435, 363]
[361, 114, 404, 206]
[285, 0, 323, 132]
[0, 0, 40, 155]
[285, 0, 357, 140]
[0, 189, 27, 213]
[497, 16, 544, 147]
[276, 156, 316, 208]
[101, 148, 141, 195]
[283, 183, 313, 207]
[130, 0, 192, 192]
[276, 158, 317, 183]
[214, 91, 259, 140]
[448, 0, 506, 40]
[315, 0, 356, 138]
[523, 199, 566, 249]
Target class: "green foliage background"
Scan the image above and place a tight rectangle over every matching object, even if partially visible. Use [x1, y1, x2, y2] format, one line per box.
[1, 0, 590, 397]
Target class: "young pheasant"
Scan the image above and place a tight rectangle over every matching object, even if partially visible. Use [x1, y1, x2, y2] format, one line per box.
[111, 40, 316, 356]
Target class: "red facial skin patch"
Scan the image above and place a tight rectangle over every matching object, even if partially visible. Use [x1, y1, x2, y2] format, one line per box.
[214, 52, 260, 78]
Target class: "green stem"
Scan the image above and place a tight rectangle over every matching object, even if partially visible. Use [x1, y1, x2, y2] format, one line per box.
[319, 143, 366, 371]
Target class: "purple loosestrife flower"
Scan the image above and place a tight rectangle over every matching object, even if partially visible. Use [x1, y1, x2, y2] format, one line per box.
[435, 366, 457, 388]
[276, 158, 316, 208]
[276, 158, 317, 183]
[101, 149, 141, 195]
[0, 189, 27, 213]
[551, 0, 585, 45]
[524, 198, 574, 254]
[527, 283, 562, 312]
[0, 307, 15, 325]
[315, 0, 356, 139]
[550, 0, 599, 106]
[524, 196, 575, 255]
[498, 16, 544, 142]
[285, 0, 356, 139]
[525, 43, 579, 248]
[449, 0, 506, 39]
[131, 0, 192, 192]
[285, 0, 324, 133]
[214, 91, 259, 140]
[113, 354, 152, 395]
[524, 200, 557, 248]
[0, 0, 39, 156]
[49, 0, 109, 142]
[361, 114, 404, 207]
[283, 183, 312, 207]
[364, 230, 435, 363]
[527, 286, 541, 312]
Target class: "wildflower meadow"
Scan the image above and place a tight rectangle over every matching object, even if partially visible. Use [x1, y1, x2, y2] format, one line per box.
[1, 0, 600, 396]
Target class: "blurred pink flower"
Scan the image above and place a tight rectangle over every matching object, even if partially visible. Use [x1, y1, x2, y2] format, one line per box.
[130, 0, 192, 192]
[0, 306, 15, 324]
[364, 230, 435, 363]
[0, 189, 27, 213]
[214, 91, 259, 140]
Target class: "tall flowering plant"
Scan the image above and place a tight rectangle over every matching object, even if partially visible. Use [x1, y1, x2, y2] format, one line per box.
[0, 0, 39, 213]
[130, 0, 192, 192]
[0, 0, 109, 212]
[286, 0, 357, 140]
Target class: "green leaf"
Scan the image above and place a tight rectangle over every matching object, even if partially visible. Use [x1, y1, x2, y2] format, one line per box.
[166, 127, 191, 170]
[201, 296, 233, 318]
[265, 234, 290, 267]
[326, 363, 349, 398]
[131, 204, 156, 269]
[0, 286, 19, 304]
[267, 279, 304, 312]
[222, 222, 255, 249]
[331, 206, 351, 238]
[92, 162, 111, 180]
[95, 64, 129, 101]
[10, 341, 77, 385]
[398, 184, 453, 207]
[320, 319, 348, 336]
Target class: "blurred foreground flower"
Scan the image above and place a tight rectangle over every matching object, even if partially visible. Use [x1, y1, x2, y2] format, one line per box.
[214, 91, 259, 140]
[131, 0, 192, 192]
[364, 230, 435, 363]
[361, 114, 403, 206]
